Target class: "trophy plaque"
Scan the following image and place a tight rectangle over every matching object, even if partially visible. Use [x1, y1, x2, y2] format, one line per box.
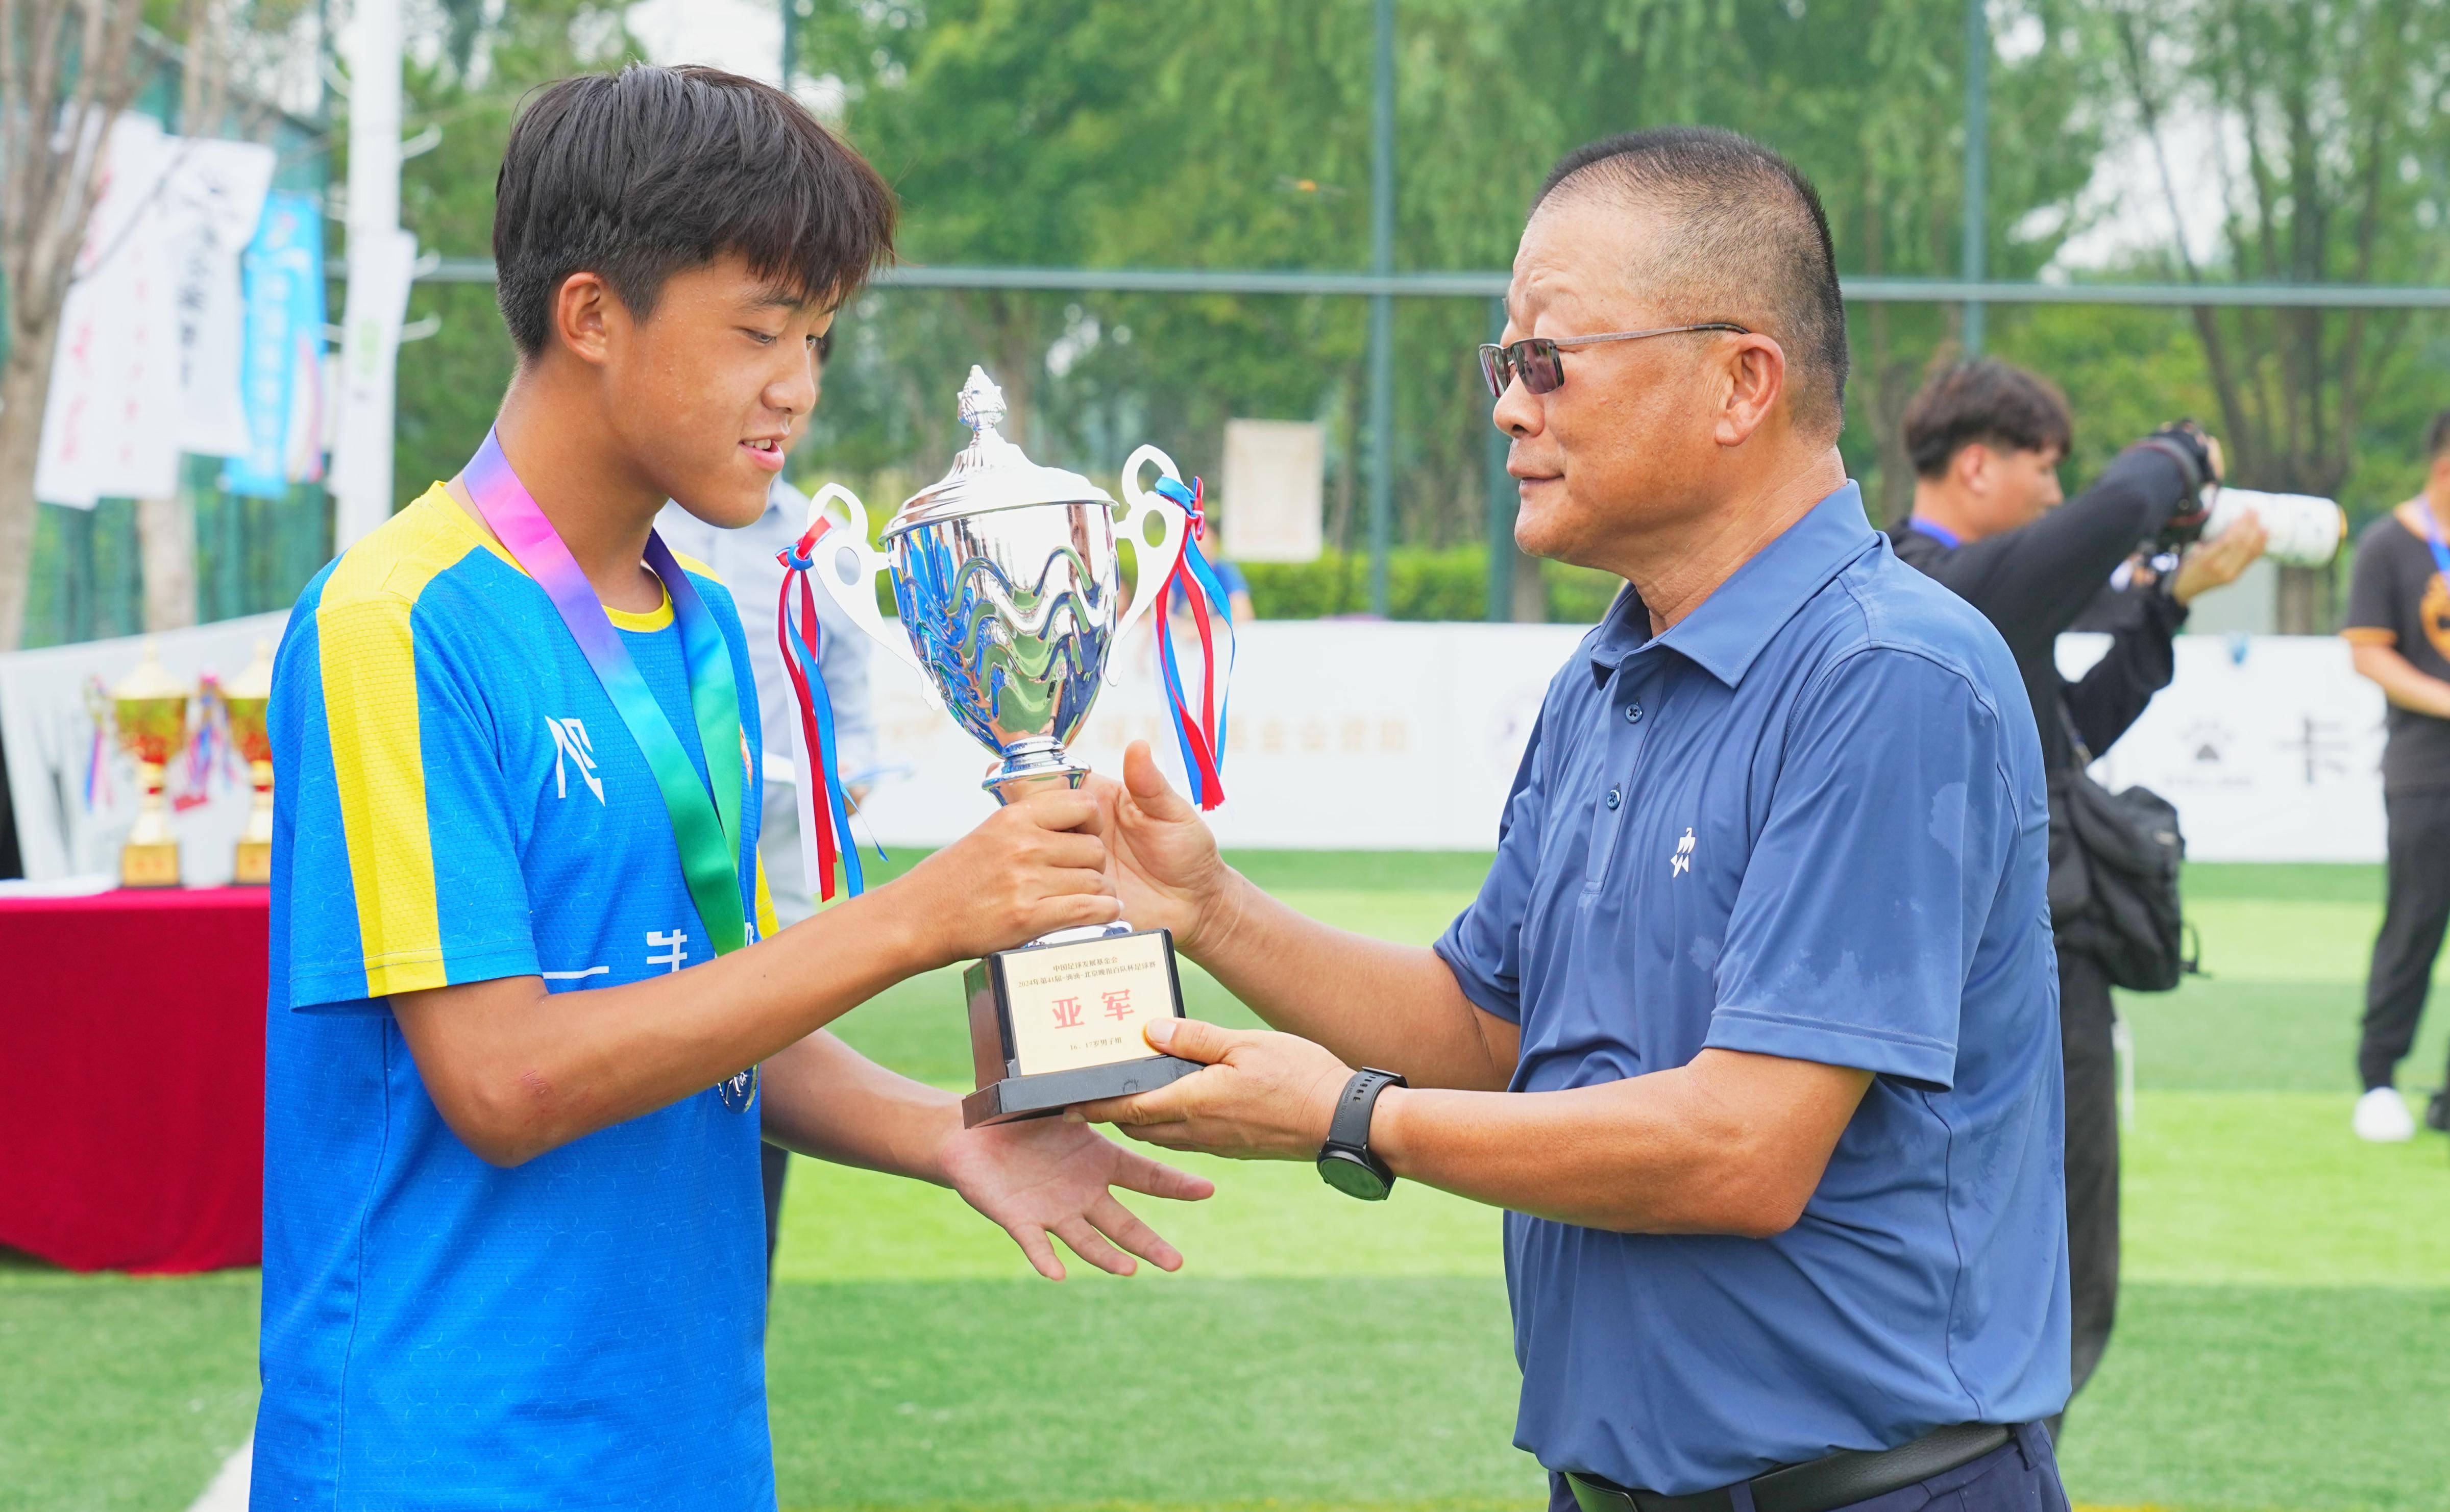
[110, 639, 193, 888]
[223, 639, 277, 885]
[812, 367, 1203, 1125]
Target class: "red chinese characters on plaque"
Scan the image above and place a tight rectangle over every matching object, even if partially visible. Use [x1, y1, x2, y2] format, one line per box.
[999, 934, 1177, 1075]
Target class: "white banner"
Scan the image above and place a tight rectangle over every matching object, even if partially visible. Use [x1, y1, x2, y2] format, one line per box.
[33, 115, 184, 507]
[162, 137, 278, 457]
[0, 615, 288, 885]
[858, 621, 1593, 851]
[0, 622, 2394, 882]
[2067, 633, 2387, 863]
[863, 625, 2393, 863]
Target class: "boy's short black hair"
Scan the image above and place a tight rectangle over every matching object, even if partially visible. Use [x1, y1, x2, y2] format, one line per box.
[493, 64, 896, 358]
[1533, 127, 1851, 440]
[2427, 409, 2450, 461]
[1902, 360, 2074, 478]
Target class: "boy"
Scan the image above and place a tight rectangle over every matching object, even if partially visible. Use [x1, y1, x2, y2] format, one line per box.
[256, 65, 1209, 1508]
[2343, 409, 2450, 1142]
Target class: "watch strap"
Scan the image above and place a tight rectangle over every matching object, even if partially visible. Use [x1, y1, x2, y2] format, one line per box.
[1327, 1068, 1406, 1157]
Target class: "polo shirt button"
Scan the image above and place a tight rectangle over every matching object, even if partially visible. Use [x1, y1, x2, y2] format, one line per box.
[1605, 786, 1622, 810]
[1625, 702, 1643, 724]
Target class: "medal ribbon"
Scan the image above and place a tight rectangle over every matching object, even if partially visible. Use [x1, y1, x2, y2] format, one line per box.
[775, 517, 866, 901]
[2417, 498, 2450, 589]
[1150, 475, 1234, 810]
[461, 430, 749, 956]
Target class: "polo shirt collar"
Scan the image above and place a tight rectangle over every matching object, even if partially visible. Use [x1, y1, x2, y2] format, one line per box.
[1588, 481, 1877, 687]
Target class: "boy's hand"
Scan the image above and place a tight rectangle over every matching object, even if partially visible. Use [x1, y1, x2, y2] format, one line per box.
[938, 1116, 1214, 1280]
[893, 788, 1120, 966]
[1087, 741, 1241, 957]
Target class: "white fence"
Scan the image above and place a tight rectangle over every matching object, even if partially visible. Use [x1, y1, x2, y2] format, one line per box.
[1, 617, 2391, 882]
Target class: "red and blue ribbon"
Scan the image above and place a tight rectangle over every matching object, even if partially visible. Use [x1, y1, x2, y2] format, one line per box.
[1151, 475, 1233, 811]
[777, 520, 865, 901]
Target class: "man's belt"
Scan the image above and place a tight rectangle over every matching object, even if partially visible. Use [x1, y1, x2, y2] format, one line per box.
[1563, 1423, 2016, 1512]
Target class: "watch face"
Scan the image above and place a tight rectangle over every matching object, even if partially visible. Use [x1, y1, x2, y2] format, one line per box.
[1317, 1150, 1391, 1201]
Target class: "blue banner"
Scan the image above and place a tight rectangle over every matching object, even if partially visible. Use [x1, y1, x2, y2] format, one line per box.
[222, 192, 326, 499]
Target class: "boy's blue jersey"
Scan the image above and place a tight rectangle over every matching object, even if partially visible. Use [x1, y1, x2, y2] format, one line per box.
[255, 485, 781, 1510]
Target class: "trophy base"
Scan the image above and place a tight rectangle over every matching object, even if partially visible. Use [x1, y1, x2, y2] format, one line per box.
[962, 1054, 1203, 1128]
[233, 839, 273, 886]
[120, 839, 181, 889]
[961, 926, 1192, 1128]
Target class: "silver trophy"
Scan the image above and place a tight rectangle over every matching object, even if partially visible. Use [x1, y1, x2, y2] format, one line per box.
[805, 366, 1201, 1125]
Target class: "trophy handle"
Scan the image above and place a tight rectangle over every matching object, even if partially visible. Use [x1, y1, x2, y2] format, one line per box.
[801, 483, 932, 696]
[1113, 444, 1190, 678]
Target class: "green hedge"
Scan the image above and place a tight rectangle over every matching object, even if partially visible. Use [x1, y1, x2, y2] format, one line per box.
[1239, 548, 1621, 625]
[866, 544, 1623, 625]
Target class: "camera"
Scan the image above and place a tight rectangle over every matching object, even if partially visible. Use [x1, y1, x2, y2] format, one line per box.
[2156, 486, 2346, 568]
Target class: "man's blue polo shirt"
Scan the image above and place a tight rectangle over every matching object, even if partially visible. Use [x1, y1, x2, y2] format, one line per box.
[1434, 482, 2069, 1495]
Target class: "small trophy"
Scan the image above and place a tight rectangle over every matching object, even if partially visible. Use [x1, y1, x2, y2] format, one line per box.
[110, 639, 193, 888]
[811, 367, 1201, 1126]
[223, 639, 276, 885]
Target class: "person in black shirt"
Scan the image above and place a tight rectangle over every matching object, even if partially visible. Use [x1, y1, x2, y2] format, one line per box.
[2341, 410, 2450, 1144]
[1884, 360, 2265, 1425]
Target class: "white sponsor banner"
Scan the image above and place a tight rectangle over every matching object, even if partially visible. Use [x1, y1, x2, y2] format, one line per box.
[34, 115, 184, 507]
[862, 624, 2391, 862]
[0, 614, 288, 884]
[856, 620, 1589, 851]
[0, 621, 2391, 882]
[2066, 632, 2387, 863]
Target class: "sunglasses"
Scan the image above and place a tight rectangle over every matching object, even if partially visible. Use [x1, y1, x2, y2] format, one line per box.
[1477, 323, 1750, 398]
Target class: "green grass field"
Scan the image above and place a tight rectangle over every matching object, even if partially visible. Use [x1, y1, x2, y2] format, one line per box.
[6, 856, 2448, 1512]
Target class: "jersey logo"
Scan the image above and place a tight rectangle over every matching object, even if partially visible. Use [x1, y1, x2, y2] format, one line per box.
[1671, 827, 1695, 878]
[546, 716, 604, 804]
[647, 928, 690, 972]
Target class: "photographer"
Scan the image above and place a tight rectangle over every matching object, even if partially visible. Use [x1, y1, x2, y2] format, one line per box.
[1885, 360, 2265, 1423]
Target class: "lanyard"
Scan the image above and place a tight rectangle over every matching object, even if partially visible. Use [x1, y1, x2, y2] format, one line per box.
[460, 429, 749, 958]
[2417, 498, 2450, 589]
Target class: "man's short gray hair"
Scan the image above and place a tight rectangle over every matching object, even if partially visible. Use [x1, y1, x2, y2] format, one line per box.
[1534, 127, 1849, 440]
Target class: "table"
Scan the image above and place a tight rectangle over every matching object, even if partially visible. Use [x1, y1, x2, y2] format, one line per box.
[0, 886, 266, 1273]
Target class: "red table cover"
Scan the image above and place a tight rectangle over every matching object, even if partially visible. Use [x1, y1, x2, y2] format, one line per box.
[0, 886, 266, 1273]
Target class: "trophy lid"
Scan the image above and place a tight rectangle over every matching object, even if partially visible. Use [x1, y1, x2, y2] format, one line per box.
[112, 638, 190, 704]
[223, 639, 276, 703]
[887, 366, 1115, 536]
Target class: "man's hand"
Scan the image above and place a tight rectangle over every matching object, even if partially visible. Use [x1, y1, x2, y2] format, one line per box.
[1086, 741, 1240, 955]
[886, 787, 1120, 968]
[1071, 1018, 1355, 1162]
[937, 1116, 1214, 1279]
[2173, 513, 2268, 604]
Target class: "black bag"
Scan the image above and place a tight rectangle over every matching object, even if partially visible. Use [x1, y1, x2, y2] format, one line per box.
[2046, 757, 2196, 993]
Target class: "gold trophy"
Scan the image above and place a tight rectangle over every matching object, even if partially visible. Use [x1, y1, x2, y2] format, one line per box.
[224, 639, 276, 885]
[111, 639, 194, 888]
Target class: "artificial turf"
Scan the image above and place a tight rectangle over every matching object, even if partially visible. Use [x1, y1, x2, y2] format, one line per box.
[4, 858, 2446, 1512]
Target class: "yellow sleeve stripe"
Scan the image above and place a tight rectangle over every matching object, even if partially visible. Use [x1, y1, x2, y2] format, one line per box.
[753, 855, 780, 940]
[317, 491, 485, 997]
[2341, 627, 2397, 646]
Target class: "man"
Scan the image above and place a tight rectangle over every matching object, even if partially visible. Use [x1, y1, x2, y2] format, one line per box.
[257, 67, 1207, 1509]
[1884, 360, 2262, 1414]
[657, 332, 877, 1277]
[2341, 410, 2450, 1142]
[1079, 127, 2072, 1512]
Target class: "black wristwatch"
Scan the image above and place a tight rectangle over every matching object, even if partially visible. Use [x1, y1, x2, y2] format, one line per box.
[1316, 1068, 1406, 1201]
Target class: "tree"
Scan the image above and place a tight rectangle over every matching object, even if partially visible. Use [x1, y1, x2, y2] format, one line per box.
[0, 0, 148, 650]
[2114, 0, 2450, 629]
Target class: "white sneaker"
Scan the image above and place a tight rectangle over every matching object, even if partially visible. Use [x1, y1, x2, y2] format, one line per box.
[2354, 1086, 2417, 1143]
